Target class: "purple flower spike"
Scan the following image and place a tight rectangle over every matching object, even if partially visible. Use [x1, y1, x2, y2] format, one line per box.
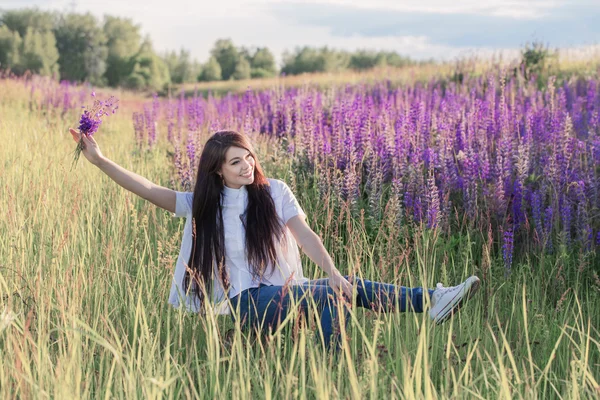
[78, 111, 101, 136]
[77, 97, 117, 137]
[72, 95, 119, 169]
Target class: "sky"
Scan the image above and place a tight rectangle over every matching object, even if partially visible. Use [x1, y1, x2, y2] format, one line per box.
[1, 0, 599, 66]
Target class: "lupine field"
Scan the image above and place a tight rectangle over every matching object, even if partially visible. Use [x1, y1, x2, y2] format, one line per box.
[1, 64, 599, 398]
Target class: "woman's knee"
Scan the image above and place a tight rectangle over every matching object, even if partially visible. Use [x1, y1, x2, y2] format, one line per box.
[343, 275, 369, 290]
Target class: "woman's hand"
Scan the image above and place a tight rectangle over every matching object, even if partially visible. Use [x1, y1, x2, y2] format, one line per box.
[285, 216, 354, 302]
[69, 128, 105, 166]
[328, 272, 354, 303]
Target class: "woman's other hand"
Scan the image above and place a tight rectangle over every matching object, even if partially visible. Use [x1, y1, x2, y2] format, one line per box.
[328, 272, 354, 303]
[69, 128, 105, 166]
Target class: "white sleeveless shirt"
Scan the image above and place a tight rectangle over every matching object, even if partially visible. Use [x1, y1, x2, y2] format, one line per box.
[169, 178, 309, 315]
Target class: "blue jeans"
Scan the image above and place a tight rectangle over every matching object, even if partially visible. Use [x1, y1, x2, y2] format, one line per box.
[229, 275, 435, 350]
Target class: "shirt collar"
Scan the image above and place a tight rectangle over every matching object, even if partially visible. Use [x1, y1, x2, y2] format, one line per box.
[222, 184, 248, 199]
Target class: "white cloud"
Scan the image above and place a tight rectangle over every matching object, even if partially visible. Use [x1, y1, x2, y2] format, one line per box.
[0, 0, 595, 63]
[277, 0, 567, 18]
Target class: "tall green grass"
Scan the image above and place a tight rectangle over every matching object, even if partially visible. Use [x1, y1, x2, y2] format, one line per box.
[0, 80, 598, 399]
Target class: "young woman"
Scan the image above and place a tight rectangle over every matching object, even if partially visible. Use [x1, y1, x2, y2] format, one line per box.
[69, 128, 480, 350]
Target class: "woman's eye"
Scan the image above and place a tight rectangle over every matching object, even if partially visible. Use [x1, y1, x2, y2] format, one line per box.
[232, 154, 252, 165]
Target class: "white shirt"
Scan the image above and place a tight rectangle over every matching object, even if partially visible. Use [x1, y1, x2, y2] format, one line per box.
[169, 178, 309, 315]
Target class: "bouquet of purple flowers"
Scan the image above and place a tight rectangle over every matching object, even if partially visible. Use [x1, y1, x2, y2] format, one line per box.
[71, 93, 119, 169]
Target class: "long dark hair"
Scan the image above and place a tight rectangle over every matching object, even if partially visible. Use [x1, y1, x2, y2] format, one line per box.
[184, 130, 286, 305]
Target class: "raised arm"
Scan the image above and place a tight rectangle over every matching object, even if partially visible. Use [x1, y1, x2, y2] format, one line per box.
[69, 128, 176, 214]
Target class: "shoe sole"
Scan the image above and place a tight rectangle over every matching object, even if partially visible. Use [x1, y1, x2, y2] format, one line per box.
[435, 278, 480, 325]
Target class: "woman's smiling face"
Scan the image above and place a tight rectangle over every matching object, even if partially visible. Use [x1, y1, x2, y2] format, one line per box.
[218, 146, 256, 189]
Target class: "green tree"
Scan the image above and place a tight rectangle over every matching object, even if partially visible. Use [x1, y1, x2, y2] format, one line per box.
[282, 46, 349, 75]
[250, 47, 275, 70]
[198, 56, 222, 81]
[124, 38, 170, 91]
[322, 47, 350, 72]
[0, 8, 55, 37]
[0, 9, 60, 76]
[54, 13, 108, 84]
[232, 56, 250, 80]
[380, 51, 412, 68]
[103, 16, 141, 86]
[238, 46, 253, 63]
[210, 38, 238, 80]
[0, 26, 21, 70]
[518, 41, 555, 84]
[349, 50, 384, 70]
[281, 47, 319, 74]
[18, 27, 60, 76]
[165, 49, 200, 84]
[283, 46, 411, 75]
[239, 45, 277, 78]
[348, 50, 412, 71]
[163, 50, 178, 81]
[250, 47, 277, 78]
[189, 60, 202, 82]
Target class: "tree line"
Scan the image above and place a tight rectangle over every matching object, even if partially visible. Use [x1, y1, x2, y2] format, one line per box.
[0, 8, 418, 91]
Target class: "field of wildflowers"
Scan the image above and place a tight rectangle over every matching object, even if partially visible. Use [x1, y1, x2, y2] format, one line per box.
[0, 67, 599, 398]
[141, 71, 600, 273]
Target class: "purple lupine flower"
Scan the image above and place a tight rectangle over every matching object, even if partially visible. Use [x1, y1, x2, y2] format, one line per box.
[78, 110, 101, 136]
[574, 180, 592, 250]
[61, 81, 73, 117]
[426, 170, 441, 229]
[72, 94, 118, 169]
[152, 92, 160, 118]
[503, 227, 514, 276]
[174, 139, 189, 189]
[531, 191, 543, 243]
[560, 194, 572, 248]
[413, 193, 423, 223]
[132, 112, 145, 150]
[209, 119, 221, 132]
[462, 148, 478, 218]
[512, 180, 524, 229]
[367, 165, 384, 222]
[177, 91, 185, 143]
[342, 162, 361, 209]
[145, 105, 157, 149]
[166, 97, 175, 144]
[106, 72, 600, 271]
[186, 131, 196, 185]
[287, 142, 295, 154]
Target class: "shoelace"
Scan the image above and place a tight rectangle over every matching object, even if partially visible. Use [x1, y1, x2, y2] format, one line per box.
[433, 283, 460, 304]
[431, 283, 445, 307]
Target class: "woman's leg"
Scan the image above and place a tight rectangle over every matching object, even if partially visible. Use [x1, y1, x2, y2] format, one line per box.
[228, 276, 480, 349]
[309, 275, 481, 323]
[308, 276, 435, 313]
[229, 282, 347, 349]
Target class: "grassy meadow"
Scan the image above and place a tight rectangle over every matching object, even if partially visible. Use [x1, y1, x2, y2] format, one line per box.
[0, 67, 599, 400]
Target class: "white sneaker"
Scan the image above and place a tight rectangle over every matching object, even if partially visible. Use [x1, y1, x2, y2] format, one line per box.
[429, 276, 480, 324]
